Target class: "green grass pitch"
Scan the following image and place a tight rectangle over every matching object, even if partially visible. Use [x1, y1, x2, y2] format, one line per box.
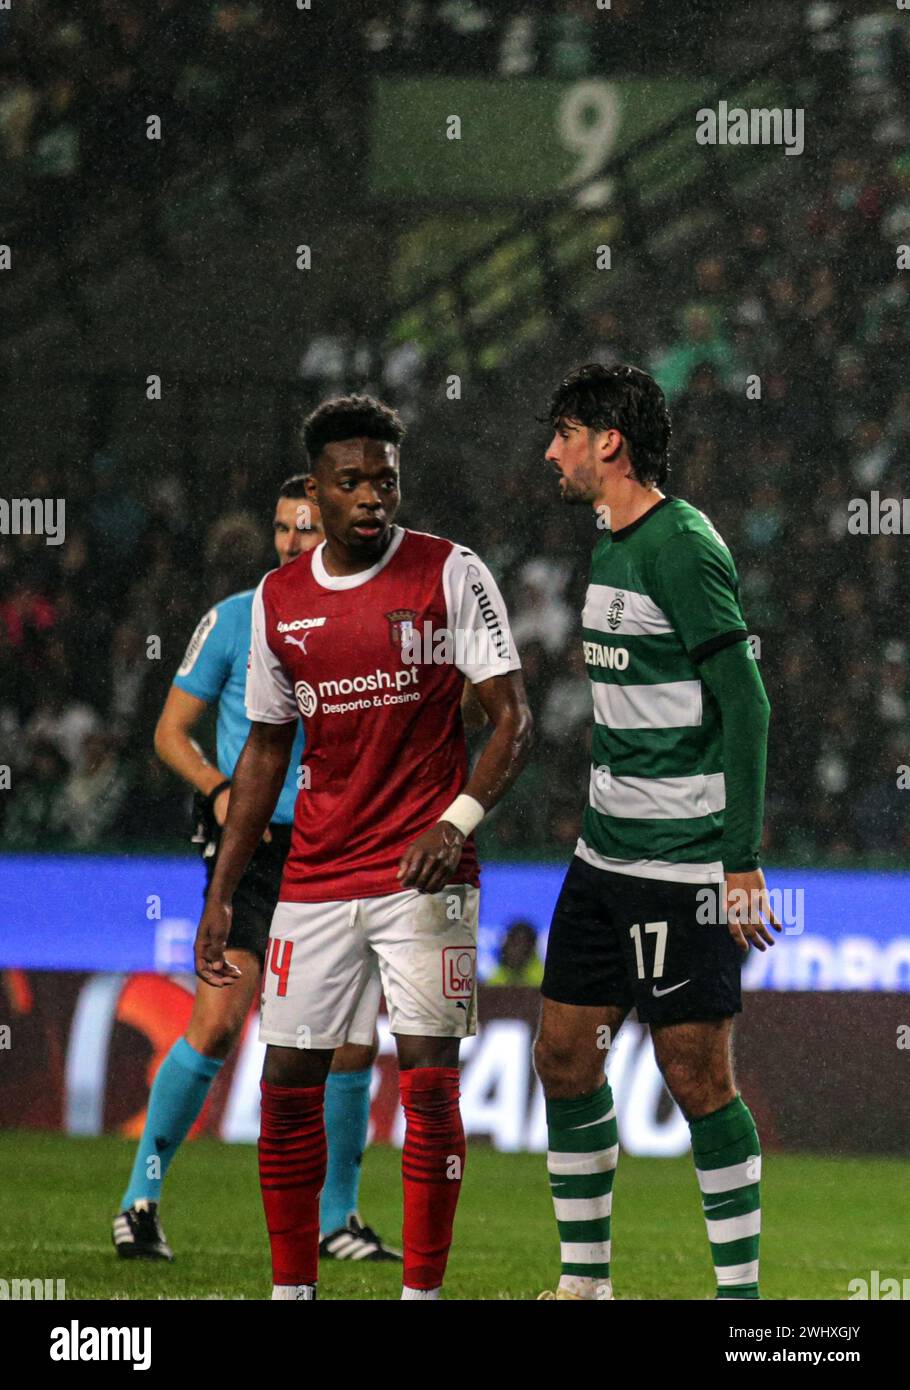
[1, 1131, 907, 1300]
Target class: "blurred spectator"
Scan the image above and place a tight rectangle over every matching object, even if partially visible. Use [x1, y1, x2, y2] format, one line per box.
[57, 732, 131, 848]
[487, 920, 545, 987]
[0, 58, 39, 164]
[25, 692, 100, 774]
[1, 742, 70, 849]
[110, 622, 152, 731]
[651, 307, 739, 402]
[540, 645, 590, 744]
[86, 453, 149, 568]
[511, 568, 574, 657]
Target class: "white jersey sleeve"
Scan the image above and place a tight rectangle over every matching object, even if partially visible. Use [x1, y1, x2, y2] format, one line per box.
[442, 546, 521, 685]
[245, 574, 298, 723]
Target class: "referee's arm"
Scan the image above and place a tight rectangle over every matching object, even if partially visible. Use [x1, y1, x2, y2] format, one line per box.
[155, 685, 232, 819]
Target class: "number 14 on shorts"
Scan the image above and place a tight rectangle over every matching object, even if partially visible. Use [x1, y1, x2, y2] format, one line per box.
[265, 938, 294, 997]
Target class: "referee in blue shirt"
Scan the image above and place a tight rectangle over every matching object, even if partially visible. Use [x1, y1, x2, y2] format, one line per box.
[113, 475, 399, 1264]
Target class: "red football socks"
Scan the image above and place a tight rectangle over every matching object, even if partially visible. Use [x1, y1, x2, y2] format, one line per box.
[259, 1080, 326, 1287]
[399, 1066, 465, 1291]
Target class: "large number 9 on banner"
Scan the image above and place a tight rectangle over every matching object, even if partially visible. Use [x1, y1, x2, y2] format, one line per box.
[557, 79, 621, 187]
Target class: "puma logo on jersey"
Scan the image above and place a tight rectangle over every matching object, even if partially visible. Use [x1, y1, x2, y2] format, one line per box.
[284, 632, 311, 654]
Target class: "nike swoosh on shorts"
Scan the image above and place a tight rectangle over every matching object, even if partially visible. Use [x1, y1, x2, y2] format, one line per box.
[651, 979, 691, 998]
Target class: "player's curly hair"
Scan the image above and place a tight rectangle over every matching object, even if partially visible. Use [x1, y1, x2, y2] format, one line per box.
[302, 394, 406, 468]
[545, 362, 671, 488]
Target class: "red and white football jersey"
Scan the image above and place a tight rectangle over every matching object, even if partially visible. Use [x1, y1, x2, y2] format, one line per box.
[245, 526, 520, 902]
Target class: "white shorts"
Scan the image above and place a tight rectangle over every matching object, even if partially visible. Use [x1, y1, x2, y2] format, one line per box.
[259, 883, 479, 1050]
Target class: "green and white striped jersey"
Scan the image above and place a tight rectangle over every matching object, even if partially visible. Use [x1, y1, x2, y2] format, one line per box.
[577, 496, 749, 884]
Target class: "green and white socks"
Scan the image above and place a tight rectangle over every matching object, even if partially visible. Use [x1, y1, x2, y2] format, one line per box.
[546, 1084, 761, 1300]
[545, 1080, 618, 1299]
[691, 1094, 761, 1299]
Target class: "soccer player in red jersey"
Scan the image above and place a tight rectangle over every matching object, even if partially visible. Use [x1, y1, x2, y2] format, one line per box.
[194, 394, 533, 1300]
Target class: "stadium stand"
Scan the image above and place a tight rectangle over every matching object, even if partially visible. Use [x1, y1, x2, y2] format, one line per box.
[2, 1, 909, 864]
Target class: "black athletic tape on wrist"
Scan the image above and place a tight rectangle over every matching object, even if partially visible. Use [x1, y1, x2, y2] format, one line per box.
[205, 780, 232, 813]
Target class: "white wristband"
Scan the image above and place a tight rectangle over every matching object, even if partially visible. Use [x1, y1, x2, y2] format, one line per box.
[438, 793, 485, 838]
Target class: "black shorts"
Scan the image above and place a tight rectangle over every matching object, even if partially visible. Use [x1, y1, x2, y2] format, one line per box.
[542, 855, 743, 1027]
[202, 824, 293, 965]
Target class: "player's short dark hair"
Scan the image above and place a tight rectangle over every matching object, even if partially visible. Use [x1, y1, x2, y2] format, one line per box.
[277, 472, 310, 499]
[302, 394, 405, 469]
[546, 362, 671, 488]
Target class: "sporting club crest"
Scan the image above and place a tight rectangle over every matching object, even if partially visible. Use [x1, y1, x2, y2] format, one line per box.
[606, 591, 625, 631]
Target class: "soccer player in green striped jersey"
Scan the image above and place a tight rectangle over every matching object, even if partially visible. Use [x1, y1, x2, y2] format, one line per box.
[534, 363, 778, 1302]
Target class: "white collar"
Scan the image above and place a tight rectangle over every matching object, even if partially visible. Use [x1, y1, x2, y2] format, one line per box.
[311, 525, 405, 590]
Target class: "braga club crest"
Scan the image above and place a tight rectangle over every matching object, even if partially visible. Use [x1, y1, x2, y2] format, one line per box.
[386, 608, 417, 651]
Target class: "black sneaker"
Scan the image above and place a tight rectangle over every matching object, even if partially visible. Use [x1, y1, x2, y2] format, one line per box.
[319, 1214, 402, 1263]
[112, 1200, 174, 1261]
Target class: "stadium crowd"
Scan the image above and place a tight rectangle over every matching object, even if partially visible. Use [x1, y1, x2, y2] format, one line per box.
[2, 2, 909, 866]
[5, 0, 882, 218]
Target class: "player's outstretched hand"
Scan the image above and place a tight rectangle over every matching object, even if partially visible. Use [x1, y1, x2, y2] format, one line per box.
[397, 822, 465, 895]
[723, 869, 783, 953]
[194, 899, 242, 986]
